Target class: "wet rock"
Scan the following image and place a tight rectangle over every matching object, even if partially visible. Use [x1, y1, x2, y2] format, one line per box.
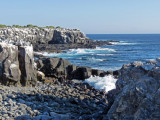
[72, 67, 92, 80]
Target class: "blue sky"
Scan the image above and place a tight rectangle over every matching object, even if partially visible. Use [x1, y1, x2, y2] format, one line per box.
[0, 0, 160, 34]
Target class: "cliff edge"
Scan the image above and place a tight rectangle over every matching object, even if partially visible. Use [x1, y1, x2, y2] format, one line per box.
[0, 27, 90, 45]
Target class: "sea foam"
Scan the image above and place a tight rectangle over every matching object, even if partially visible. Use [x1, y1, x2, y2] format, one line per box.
[68, 47, 116, 54]
[84, 75, 117, 92]
[109, 41, 138, 45]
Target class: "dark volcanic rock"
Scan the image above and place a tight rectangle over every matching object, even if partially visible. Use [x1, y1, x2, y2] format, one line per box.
[36, 57, 107, 81]
[36, 57, 72, 79]
[0, 42, 37, 86]
[72, 67, 92, 80]
[103, 59, 160, 120]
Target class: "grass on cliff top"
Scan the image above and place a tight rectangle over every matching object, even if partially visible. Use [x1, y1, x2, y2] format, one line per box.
[0, 24, 62, 29]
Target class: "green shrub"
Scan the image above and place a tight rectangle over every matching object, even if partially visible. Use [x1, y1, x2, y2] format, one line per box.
[56, 26, 61, 29]
[0, 24, 8, 28]
[0, 24, 61, 29]
[45, 26, 55, 29]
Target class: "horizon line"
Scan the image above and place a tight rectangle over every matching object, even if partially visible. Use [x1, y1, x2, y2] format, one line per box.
[86, 33, 160, 35]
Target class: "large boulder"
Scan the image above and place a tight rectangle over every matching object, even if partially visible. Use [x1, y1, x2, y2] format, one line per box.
[0, 42, 37, 86]
[71, 67, 92, 80]
[103, 59, 160, 120]
[36, 57, 72, 79]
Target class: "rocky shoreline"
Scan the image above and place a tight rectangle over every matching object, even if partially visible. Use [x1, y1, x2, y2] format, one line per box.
[0, 27, 160, 120]
[1, 55, 160, 120]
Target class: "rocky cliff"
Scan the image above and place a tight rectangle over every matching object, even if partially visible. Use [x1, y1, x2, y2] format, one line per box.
[0, 42, 37, 86]
[0, 27, 90, 45]
[103, 59, 160, 120]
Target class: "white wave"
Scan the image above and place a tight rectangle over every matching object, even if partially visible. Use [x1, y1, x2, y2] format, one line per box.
[109, 41, 138, 45]
[84, 75, 117, 92]
[118, 43, 138, 45]
[118, 60, 129, 62]
[69, 48, 93, 54]
[96, 54, 114, 56]
[35, 47, 116, 58]
[88, 57, 104, 62]
[109, 42, 119, 45]
[95, 47, 116, 52]
[81, 57, 105, 62]
[67, 47, 116, 55]
[34, 51, 60, 57]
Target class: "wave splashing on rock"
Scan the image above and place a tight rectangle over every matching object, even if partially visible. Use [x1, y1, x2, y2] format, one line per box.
[84, 75, 117, 92]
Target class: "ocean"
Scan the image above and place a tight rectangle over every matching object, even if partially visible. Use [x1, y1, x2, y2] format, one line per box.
[43, 34, 160, 92]
[44, 34, 160, 71]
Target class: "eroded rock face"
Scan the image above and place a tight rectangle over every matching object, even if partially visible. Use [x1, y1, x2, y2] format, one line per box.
[0, 42, 37, 86]
[0, 27, 90, 45]
[103, 59, 160, 120]
[48, 29, 90, 44]
[18, 46, 37, 86]
[0, 27, 54, 44]
[0, 43, 21, 85]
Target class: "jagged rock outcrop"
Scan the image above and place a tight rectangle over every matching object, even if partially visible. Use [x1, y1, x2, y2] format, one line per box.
[0, 27, 90, 45]
[48, 29, 90, 44]
[103, 59, 160, 120]
[0, 42, 37, 86]
[36, 57, 107, 80]
[0, 27, 54, 44]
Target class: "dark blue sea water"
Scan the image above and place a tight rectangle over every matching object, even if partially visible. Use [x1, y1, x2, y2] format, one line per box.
[45, 34, 160, 71]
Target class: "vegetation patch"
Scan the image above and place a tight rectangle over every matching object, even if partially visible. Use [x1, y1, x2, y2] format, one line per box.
[0, 24, 62, 29]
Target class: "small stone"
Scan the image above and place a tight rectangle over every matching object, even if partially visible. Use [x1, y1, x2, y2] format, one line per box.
[50, 112, 55, 117]
[79, 95, 85, 100]
[50, 102, 60, 107]
[18, 99, 25, 104]
[0, 94, 3, 102]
